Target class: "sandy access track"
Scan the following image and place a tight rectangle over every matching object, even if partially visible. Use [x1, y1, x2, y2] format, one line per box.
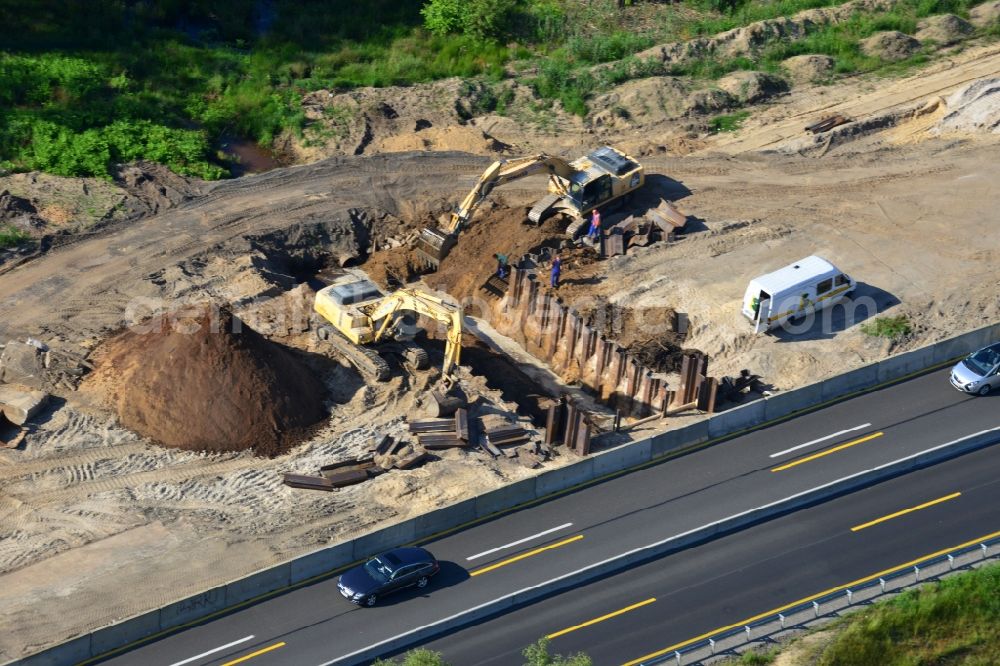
[1, 47, 999, 662]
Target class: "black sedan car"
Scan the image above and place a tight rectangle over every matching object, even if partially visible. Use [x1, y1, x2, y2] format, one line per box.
[338, 547, 440, 607]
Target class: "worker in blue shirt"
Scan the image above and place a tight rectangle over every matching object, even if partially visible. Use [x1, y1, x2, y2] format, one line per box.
[550, 253, 562, 288]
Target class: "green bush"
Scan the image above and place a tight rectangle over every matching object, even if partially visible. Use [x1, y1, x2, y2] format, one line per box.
[860, 315, 912, 339]
[372, 648, 450, 666]
[522, 638, 593, 666]
[0, 225, 31, 249]
[421, 0, 523, 41]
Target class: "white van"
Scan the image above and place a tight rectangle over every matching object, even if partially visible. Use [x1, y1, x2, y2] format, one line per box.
[743, 255, 855, 333]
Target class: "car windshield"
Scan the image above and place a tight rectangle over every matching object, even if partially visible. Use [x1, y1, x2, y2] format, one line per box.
[364, 557, 393, 582]
[963, 347, 999, 377]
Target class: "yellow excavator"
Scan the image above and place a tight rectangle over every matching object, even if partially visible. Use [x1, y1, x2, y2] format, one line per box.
[313, 273, 463, 382]
[416, 145, 645, 268]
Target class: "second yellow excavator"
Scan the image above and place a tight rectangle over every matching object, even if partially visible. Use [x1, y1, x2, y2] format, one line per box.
[313, 272, 463, 382]
[416, 145, 644, 269]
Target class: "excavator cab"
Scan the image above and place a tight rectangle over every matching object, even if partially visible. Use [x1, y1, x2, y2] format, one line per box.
[314, 274, 462, 382]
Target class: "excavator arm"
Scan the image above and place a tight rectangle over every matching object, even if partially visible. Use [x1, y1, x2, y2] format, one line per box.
[366, 289, 464, 377]
[443, 154, 576, 233]
[416, 154, 576, 269]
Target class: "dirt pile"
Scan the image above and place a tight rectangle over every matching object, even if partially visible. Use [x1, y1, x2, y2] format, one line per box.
[579, 301, 691, 373]
[90, 305, 327, 456]
[424, 205, 565, 305]
[113, 161, 203, 216]
[364, 245, 425, 290]
[0, 190, 44, 232]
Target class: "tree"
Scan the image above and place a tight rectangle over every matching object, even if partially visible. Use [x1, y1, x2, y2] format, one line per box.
[522, 638, 593, 666]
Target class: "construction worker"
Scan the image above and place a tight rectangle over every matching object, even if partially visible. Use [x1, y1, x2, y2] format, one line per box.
[550, 253, 562, 289]
[494, 253, 509, 279]
[587, 208, 602, 242]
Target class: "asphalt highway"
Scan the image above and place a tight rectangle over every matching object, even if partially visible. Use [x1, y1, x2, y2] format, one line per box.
[421, 441, 1000, 665]
[99, 366, 999, 666]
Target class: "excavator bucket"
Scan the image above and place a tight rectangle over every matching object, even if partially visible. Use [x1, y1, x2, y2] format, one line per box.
[415, 227, 457, 270]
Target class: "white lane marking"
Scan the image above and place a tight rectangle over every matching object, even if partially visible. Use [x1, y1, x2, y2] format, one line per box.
[466, 523, 574, 560]
[168, 635, 255, 666]
[769, 423, 873, 459]
[316, 426, 1000, 666]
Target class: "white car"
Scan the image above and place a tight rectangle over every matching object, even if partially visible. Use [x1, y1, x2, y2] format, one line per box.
[950, 342, 1000, 395]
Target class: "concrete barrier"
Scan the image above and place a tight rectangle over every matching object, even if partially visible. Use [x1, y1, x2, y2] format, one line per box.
[90, 612, 161, 656]
[877, 345, 936, 384]
[353, 520, 418, 561]
[22, 323, 1000, 666]
[159, 586, 227, 631]
[533, 458, 595, 496]
[931, 324, 998, 364]
[707, 400, 766, 439]
[224, 563, 291, 606]
[591, 438, 652, 477]
[820, 363, 878, 402]
[414, 498, 477, 539]
[763, 381, 823, 422]
[17, 636, 91, 666]
[473, 478, 537, 517]
[290, 542, 354, 585]
[650, 421, 709, 457]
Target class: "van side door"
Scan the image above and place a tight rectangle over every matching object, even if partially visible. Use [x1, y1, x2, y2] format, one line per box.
[754, 296, 772, 334]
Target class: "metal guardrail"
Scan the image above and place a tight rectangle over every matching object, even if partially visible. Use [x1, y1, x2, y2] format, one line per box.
[642, 535, 1000, 665]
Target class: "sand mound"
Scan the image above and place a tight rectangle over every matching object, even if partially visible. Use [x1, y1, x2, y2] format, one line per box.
[91, 305, 327, 456]
[933, 78, 1000, 135]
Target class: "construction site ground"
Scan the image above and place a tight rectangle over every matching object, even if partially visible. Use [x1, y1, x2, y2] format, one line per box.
[1, 40, 999, 662]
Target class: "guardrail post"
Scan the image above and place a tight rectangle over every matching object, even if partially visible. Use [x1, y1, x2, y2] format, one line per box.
[846, 588, 853, 604]
[813, 600, 820, 618]
[879, 577, 886, 593]
[948, 554, 955, 570]
[745, 625, 752, 641]
[914, 565, 920, 583]
[709, 638, 716, 654]
[778, 613, 785, 629]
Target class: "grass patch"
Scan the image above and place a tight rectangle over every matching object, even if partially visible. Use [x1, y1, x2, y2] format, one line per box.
[815, 563, 1000, 665]
[860, 315, 912, 339]
[739, 647, 779, 664]
[0, 225, 31, 249]
[709, 110, 751, 132]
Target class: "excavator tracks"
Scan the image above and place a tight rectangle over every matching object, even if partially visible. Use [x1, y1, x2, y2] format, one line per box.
[317, 326, 391, 381]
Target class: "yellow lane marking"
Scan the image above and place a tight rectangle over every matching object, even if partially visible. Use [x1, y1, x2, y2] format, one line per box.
[470, 535, 583, 577]
[220, 642, 286, 666]
[771, 432, 884, 472]
[851, 492, 962, 532]
[620, 527, 1000, 666]
[547, 598, 657, 639]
